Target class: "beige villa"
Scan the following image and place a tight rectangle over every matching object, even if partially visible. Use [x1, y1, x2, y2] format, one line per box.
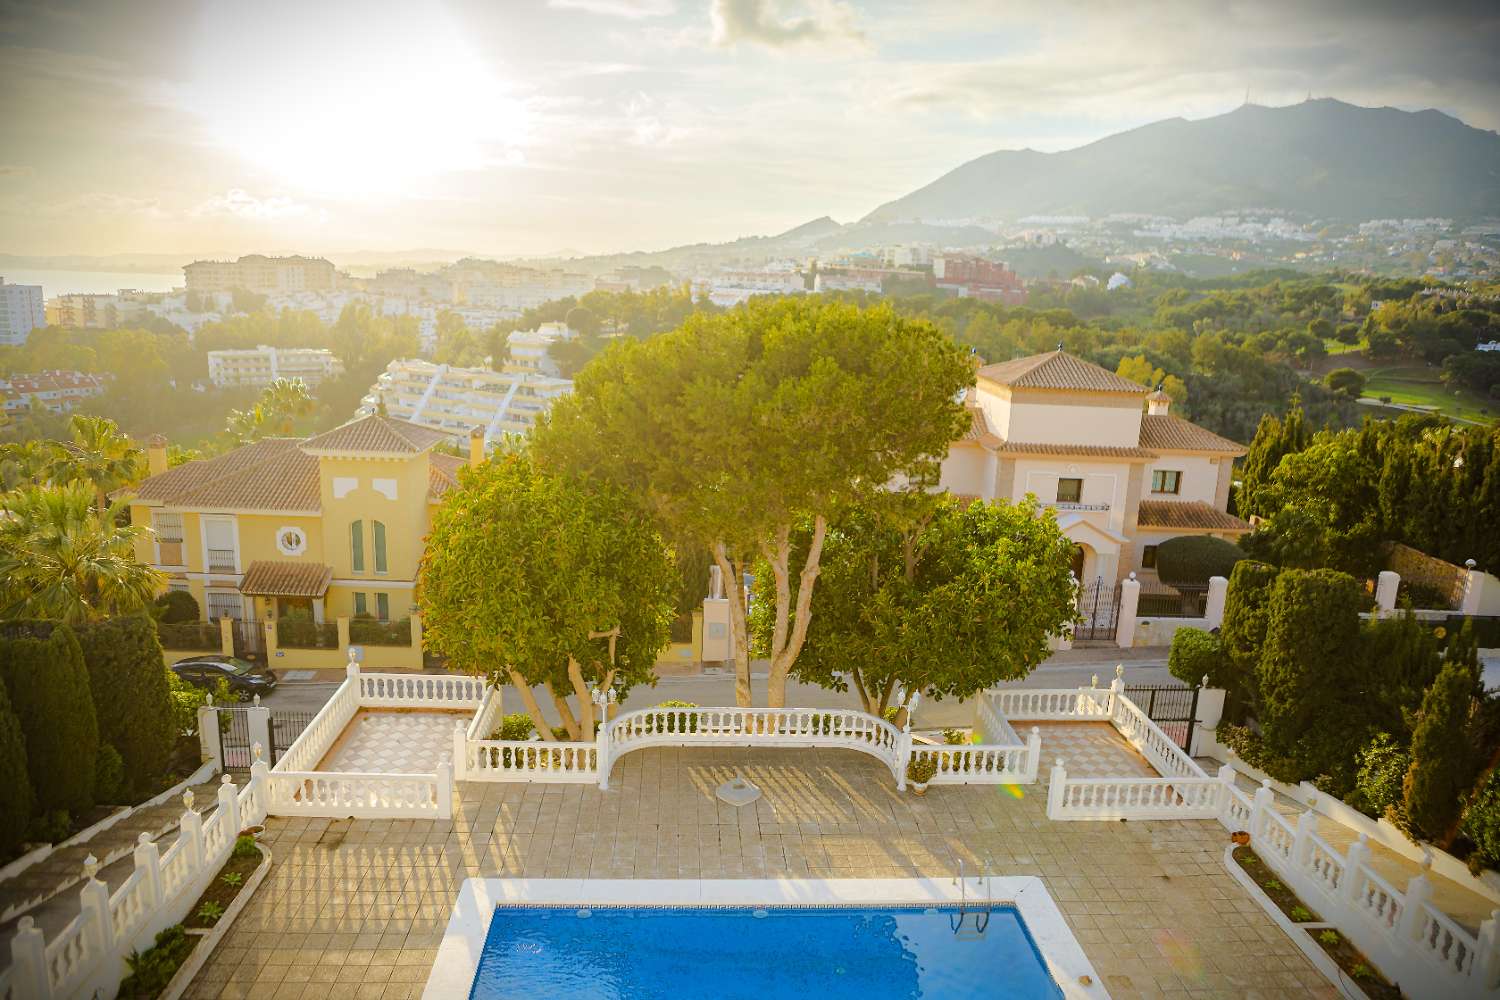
[938, 349, 1250, 588]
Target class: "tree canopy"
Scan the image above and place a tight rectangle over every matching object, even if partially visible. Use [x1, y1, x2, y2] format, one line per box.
[419, 452, 676, 739]
[753, 493, 1076, 717]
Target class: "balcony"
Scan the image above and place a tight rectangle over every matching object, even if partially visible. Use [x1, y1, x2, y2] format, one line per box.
[1050, 502, 1110, 513]
[206, 548, 237, 573]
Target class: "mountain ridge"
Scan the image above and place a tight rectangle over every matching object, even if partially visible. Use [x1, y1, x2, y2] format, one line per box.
[863, 98, 1500, 224]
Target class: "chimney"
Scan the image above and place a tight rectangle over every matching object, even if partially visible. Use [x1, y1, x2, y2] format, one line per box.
[147, 434, 168, 476]
[468, 426, 486, 469]
[1146, 387, 1172, 416]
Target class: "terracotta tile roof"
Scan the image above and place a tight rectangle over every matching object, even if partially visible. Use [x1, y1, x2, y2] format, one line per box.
[126, 439, 321, 511]
[1138, 414, 1246, 454]
[1136, 500, 1251, 532]
[976, 351, 1147, 394]
[238, 560, 333, 597]
[428, 453, 467, 498]
[997, 442, 1159, 460]
[959, 405, 1000, 444]
[301, 414, 450, 455]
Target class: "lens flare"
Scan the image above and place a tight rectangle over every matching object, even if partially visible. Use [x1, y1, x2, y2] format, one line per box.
[998, 784, 1025, 800]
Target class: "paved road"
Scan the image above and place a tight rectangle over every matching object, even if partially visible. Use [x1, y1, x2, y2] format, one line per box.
[261, 655, 1174, 730]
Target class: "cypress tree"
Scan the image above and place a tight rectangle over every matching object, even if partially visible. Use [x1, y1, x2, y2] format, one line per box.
[1403, 645, 1479, 847]
[1218, 560, 1280, 717]
[75, 617, 175, 797]
[0, 679, 33, 856]
[1238, 395, 1309, 519]
[0, 626, 99, 818]
[1255, 569, 1363, 759]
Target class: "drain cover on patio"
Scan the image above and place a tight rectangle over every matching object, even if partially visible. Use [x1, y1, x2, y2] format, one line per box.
[715, 776, 762, 807]
[280, 670, 317, 681]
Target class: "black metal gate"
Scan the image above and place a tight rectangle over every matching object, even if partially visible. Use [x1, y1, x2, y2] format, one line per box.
[231, 619, 263, 661]
[269, 711, 316, 764]
[1124, 684, 1200, 750]
[1075, 577, 1120, 640]
[219, 707, 253, 769]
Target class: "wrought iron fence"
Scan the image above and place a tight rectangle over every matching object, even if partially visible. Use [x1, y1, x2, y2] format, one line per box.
[157, 621, 221, 650]
[1137, 584, 1208, 618]
[349, 616, 412, 646]
[277, 618, 340, 649]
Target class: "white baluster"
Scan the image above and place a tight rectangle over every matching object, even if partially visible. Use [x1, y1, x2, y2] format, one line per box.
[1345, 835, 1375, 908]
[179, 789, 204, 872]
[1294, 809, 1317, 868]
[1477, 909, 1500, 988]
[1251, 780, 1275, 840]
[1047, 760, 1068, 820]
[10, 916, 50, 999]
[436, 762, 453, 820]
[219, 772, 241, 835]
[79, 854, 113, 957]
[1025, 727, 1042, 782]
[452, 721, 468, 781]
[133, 832, 163, 911]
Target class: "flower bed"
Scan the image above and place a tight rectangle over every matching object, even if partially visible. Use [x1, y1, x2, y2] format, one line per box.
[1232, 846, 1402, 1000]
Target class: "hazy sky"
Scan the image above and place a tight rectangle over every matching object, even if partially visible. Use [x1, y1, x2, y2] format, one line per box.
[2, 0, 1497, 260]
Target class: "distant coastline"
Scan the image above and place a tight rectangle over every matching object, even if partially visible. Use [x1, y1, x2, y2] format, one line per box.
[0, 268, 182, 296]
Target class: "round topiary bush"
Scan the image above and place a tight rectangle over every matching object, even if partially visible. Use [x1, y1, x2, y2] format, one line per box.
[154, 590, 200, 624]
[1155, 535, 1246, 589]
[1168, 627, 1227, 688]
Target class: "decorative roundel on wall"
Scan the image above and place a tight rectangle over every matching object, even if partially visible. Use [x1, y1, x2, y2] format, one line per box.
[276, 526, 308, 557]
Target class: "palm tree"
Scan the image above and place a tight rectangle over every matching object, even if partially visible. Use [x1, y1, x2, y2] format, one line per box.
[0, 438, 60, 491]
[226, 378, 316, 442]
[46, 415, 144, 511]
[0, 482, 163, 623]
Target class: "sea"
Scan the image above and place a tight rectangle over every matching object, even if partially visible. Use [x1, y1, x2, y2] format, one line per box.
[0, 268, 184, 296]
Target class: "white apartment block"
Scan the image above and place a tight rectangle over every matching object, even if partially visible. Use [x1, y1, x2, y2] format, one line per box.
[814, 270, 884, 294]
[938, 350, 1249, 587]
[1, 371, 105, 413]
[45, 292, 152, 329]
[184, 255, 337, 294]
[207, 345, 345, 389]
[693, 269, 806, 308]
[0, 278, 45, 346]
[359, 334, 573, 448]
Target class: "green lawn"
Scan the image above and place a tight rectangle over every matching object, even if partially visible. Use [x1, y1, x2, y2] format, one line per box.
[1320, 337, 1364, 356]
[1360, 366, 1496, 424]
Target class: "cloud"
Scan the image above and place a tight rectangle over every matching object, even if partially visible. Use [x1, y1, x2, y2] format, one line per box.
[710, 0, 866, 51]
[192, 189, 325, 223]
[547, 0, 675, 17]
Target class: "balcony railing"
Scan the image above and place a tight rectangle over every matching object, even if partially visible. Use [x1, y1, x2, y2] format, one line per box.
[1051, 502, 1111, 512]
[206, 547, 236, 572]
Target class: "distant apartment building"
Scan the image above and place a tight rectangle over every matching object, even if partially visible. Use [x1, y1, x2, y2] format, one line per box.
[0, 278, 45, 346]
[593, 266, 673, 293]
[694, 269, 805, 308]
[1, 371, 106, 413]
[207, 345, 345, 389]
[45, 292, 150, 329]
[370, 268, 456, 303]
[933, 255, 1026, 305]
[184, 255, 337, 294]
[359, 324, 575, 447]
[814, 269, 887, 294]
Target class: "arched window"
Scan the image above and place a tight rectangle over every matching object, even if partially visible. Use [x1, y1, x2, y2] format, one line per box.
[373, 521, 387, 574]
[350, 520, 364, 573]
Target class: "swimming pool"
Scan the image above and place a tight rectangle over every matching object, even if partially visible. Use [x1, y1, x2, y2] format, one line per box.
[471, 904, 1061, 999]
[423, 878, 1106, 999]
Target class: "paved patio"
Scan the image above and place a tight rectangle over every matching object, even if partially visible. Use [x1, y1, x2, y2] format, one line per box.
[317, 710, 467, 774]
[186, 746, 1334, 1000]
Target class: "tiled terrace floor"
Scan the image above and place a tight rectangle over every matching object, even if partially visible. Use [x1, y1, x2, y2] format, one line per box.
[317, 710, 467, 774]
[1028, 722, 1158, 779]
[188, 747, 1333, 1000]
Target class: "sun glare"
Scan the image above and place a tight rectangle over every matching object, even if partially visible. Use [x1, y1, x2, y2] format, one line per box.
[188, 2, 526, 196]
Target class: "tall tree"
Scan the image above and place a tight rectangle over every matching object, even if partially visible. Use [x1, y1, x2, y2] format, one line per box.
[226, 378, 316, 442]
[0, 626, 99, 818]
[535, 298, 973, 706]
[1236, 394, 1309, 519]
[46, 414, 144, 510]
[1402, 630, 1482, 847]
[0, 483, 163, 623]
[757, 494, 1076, 718]
[0, 678, 32, 855]
[420, 452, 676, 740]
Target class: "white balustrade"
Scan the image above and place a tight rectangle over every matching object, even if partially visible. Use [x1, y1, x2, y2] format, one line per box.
[357, 671, 485, 708]
[909, 743, 1031, 784]
[991, 687, 1112, 721]
[266, 768, 451, 819]
[467, 740, 600, 783]
[1047, 775, 1224, 820]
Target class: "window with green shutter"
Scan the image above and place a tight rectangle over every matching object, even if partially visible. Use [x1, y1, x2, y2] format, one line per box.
[376, 593, 390, 620]
[354, 592, 367, 616]
[350, 520, 364, 572]
[373, 521, 387, 574]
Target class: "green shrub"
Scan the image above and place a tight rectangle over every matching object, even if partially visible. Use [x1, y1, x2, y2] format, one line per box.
[196, 901, 225, 923]
[153, 590, 200, 624]
[942, 728, 969, 745]
[1403, 657, 1480, 846]
[1255, 569, 1363, 771]
[495, 713, 535, 742]
[1346, 732, 1410, 819]
[906, 755, 938, 785]
[1155, 535, 1246, 589]
[72, 617, 175, 798]
[1318, 930, 1341, 946]
[0, 679, 33, 856]
[220, 871, 244, 887]
[1219, 560, 1280, 714]
[0, 625, 99, 815]
[1217, 723, 1303, 783]
[28, 809, 71, 844]
[1168, 627, 1226, 688]
[94, 744, 125, 805]
[119, 925, 195, 999]
[1290, 905, 1314, 922]
[1462, 767, 1500, 874]
[232, 834, 258, 859]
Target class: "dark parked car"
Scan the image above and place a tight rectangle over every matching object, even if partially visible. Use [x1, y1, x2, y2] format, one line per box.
[171, 655, 278, 695]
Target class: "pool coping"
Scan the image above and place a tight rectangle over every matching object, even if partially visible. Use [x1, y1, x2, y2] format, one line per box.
[421, 877, 1108, 999]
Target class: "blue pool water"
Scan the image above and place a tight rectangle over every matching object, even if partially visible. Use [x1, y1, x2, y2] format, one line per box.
[468, 904, 1063, 999]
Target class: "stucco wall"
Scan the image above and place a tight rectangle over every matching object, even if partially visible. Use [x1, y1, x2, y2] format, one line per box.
[317, 454, 431, 581]
[1141, 454, 1221, 505]
[938, 444, 994, 499]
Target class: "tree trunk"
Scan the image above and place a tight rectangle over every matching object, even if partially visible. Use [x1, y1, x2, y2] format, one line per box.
[546, 682, 581, 741]
[850, 669, 874, 715]
[567, 657, 595, 734]
[507, 669, 555, 742]
[766, 514, 828, 707]
[712, 543, 753, 707]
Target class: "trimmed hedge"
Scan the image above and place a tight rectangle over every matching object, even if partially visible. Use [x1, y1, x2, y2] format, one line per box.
[1155, 535, 1246, 589]
[1219, 560, 1280, 707]
[154, 590, 200, 624]
[74, 617, 175, 798]
[0, 625, 99, 816]
[1168, 627, 1227, 688]
[0, 679, 33, 856]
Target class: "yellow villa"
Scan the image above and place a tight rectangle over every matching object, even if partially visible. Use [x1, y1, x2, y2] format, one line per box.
[122, 414, 478, 670]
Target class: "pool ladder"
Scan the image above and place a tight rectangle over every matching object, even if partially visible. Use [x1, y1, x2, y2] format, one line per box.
[950, 859, 992, 938]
